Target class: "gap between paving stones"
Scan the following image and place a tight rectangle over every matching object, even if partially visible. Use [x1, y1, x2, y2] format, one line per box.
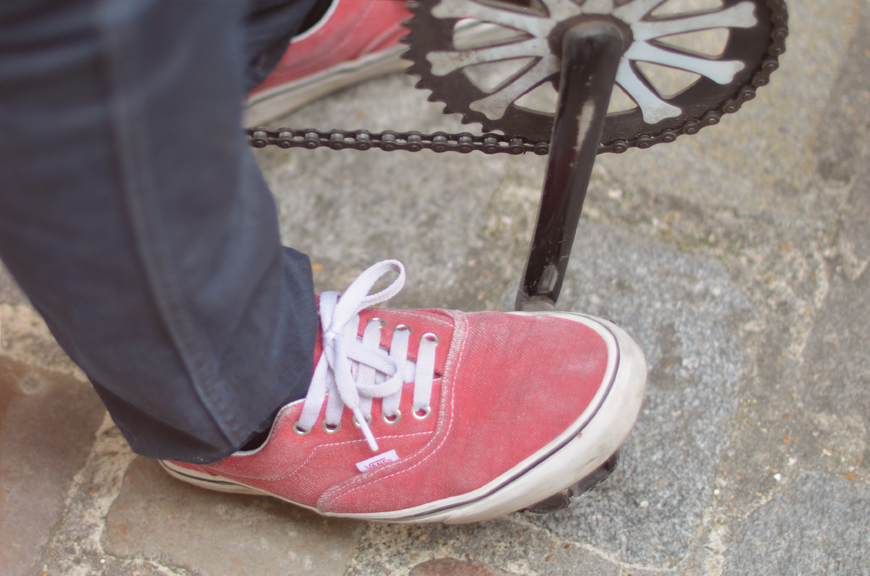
[36, 414, 185, 576]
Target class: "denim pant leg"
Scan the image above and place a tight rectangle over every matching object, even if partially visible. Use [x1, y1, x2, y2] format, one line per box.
[0, 0, 318, 463]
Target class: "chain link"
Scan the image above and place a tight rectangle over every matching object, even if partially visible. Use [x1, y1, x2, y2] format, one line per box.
[246, 128, 541, 155]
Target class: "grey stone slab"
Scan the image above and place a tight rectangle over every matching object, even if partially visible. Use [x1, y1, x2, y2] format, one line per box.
[0, 356, 105, 576]
[792, 11, 870, 471]
[521, 222, 755, 569]
[721, 472, 870, 575]
[810, 2, 870, 189]
[38, 417, 150, 576]
[811, 2, 870, 282]
[670, 0, 870, 522]
[253, 73, 547, 313]
[261, 137, 506, 302]
[840, 170, 870, 281]
[799, 263, 870, 432]
[794, 231, 870, 481]
[348, 520, 621, 576]
[104, 457, 364, 576]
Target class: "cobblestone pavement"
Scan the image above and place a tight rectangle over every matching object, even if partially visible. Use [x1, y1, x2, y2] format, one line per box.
[2, 1, 869, 574]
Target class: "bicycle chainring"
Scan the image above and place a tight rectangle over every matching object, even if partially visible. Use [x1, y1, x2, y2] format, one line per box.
[403, 0, 788, 152]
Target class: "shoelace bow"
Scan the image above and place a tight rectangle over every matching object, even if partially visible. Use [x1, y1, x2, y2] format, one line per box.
[295, 260, 437, 452]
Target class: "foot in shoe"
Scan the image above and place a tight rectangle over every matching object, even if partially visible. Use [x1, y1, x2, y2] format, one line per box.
[245, 0, 414, 126]
[161, 260, 647, 524]
[244, 0, 501, 126]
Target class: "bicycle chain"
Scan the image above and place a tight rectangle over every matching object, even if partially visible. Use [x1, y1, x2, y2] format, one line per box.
[246, 0, 787, 156]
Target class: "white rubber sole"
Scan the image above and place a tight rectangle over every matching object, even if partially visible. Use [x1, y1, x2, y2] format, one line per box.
[161, 312, 647, 524]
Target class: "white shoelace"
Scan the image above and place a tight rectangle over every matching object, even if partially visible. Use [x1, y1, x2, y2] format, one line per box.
[294, 260, 438, 452]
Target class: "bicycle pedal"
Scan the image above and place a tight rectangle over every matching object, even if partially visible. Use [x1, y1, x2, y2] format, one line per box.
[521, 450, 619, 514]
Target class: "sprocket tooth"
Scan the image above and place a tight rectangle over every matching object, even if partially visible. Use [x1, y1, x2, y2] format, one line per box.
[426, 93, 440, 102]
[442, 105, 455, 115]
[479, 120, 499, 133]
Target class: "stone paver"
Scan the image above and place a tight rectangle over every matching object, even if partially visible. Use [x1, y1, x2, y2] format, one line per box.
[0, 356, 105, 576]
[535, 222, 754, 568]
[254, 73, 532, 313]
[346, 520, 620, 576]
[721, 472, 870, 575]
[104, 457, 363, 576]
[798, 261, 870, 455]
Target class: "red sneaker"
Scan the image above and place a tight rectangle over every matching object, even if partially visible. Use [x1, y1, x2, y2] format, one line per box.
[161, 261, 647, 523]
[243, 0, 499, 126]
[245, 0, 414, 126]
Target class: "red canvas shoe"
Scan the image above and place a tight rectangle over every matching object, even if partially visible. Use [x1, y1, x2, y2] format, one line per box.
[244, 0, 498, 125]
[245, 0, 414, 125]
[161, 261, 647, 523]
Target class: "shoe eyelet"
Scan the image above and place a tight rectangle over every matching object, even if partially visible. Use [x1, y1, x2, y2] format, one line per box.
[382, 410, 402, 425]
[322, 421, 341, 434]
[412, 406, 431, 420]
[293, 422, 311, 436]
[393, 324, 411, 335]
[422, 332, 439, 345]
[367, 317, 386, 328]
[352, 414, 372, 428]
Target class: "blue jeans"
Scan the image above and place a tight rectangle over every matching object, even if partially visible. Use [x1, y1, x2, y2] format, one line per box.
[0, 0, 320, 463]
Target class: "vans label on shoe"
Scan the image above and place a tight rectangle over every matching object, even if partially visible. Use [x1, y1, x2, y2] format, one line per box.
[356, 449, 401, 473]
